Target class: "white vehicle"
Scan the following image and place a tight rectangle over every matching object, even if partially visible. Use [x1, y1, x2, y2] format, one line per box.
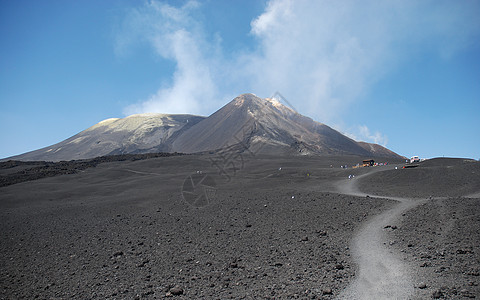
[410, 156, 420, 163]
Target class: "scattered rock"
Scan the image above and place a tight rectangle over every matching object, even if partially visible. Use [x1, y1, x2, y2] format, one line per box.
[457, 249, 474, 254]
[460, 289, 476, 298]
[384, 225, 398, 230]
[322, 288, 333, 295]
[273, 262, 283, 267]
[317, 230, 328, 236]
[6, 156, 479, 299]
[467, 271, 480, 276]
[420, 262, 430, 267]
[432, 290, 443, 298]
[141, 290, 154, 296]
[169, 286, 183, 296]
[112, 251, 124, 257]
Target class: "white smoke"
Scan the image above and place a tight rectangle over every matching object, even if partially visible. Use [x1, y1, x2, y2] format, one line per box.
[117, 0, 480, 145]
[117, 1, 221, 116]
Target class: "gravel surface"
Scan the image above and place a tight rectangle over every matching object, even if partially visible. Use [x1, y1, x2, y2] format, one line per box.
[355, 157, 480, 299]
[358, 158, 480, 198]
[0, 155, 478, 299]
[0, 153, 184, 187]
[387, 197, 480, 299]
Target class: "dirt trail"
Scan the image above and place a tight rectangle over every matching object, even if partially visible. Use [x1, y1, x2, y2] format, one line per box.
[335, 169, 425, 300]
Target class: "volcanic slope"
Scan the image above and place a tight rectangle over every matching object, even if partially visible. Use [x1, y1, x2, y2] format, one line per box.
[1, 155, 478, 299]
[6, 94, 401, 162]
[172, 93, 400, 158]
[9, 114, 205, 161]
[333, 157, 480, 299]
[0, 154, 399, 299]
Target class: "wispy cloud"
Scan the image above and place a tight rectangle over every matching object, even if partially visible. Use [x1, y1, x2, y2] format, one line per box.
[117, 0, 480, 138]
[117, 1, 222, 116]
[243, 0, 480, 122]
[345, 125, 389, 146]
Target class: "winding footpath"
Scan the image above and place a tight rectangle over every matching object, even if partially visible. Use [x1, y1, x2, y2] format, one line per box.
[335, 169, 426, 300]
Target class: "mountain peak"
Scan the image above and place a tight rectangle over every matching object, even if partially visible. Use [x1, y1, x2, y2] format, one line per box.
[172, 93, 400, 157]
[228, 93, 297, 121]
[7, 93, 403, 161]
[230, 93, 262, 107]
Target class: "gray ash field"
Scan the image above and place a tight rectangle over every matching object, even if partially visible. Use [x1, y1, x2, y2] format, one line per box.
[1, 154, 479, 299]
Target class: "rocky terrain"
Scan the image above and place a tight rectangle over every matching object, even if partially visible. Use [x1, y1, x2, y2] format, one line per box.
[0, 154, 478, 299]
[355, 158, 480, 299]
[0, 153, 184, 187]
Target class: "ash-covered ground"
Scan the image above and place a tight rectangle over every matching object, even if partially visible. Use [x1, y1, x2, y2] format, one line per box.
[0, 154, 479, 299]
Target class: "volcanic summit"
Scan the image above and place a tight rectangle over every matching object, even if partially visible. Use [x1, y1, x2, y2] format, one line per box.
[8, 93, 401, 161]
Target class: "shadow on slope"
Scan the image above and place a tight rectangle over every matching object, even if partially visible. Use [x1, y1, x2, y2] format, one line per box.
[0, 153, 185, 187]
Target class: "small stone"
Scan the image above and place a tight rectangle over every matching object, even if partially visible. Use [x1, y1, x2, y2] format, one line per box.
[301, 236, 309, 242]
[229, 262, 238, 268]
[467, 271, 480, 276]
[112, 251, 123, 257]
[384, 225, 398, 230]
[432, 290, 443, 298]
[460, 289, 475, 298]
[317, 230, 327, 236]
[418, 282, 427, 289]
[420, 262, 430, 267]
[457, 249, 474, 254]
[273, 262, 283, 267]
[322, 288, 333, 295]
[169, 286, 183, 296]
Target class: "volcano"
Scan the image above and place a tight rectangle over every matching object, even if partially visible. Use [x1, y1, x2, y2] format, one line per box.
[9, 114, 205, 161]
[7, 94, 402, 161]
[172, 93, 398, 157]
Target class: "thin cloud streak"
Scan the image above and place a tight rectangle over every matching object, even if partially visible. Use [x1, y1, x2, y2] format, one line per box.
[345, 125, 389, 147]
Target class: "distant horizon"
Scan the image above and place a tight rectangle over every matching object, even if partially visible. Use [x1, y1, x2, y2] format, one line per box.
[1, 1, 479, 160]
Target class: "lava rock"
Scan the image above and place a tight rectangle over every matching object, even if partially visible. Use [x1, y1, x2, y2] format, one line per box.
[169, 286, 183, 296]
[432, 290, 443, 298]
[322, 288, 333, 295]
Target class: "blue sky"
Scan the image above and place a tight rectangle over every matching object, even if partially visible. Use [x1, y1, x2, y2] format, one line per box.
[1, 0, 479, 160]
